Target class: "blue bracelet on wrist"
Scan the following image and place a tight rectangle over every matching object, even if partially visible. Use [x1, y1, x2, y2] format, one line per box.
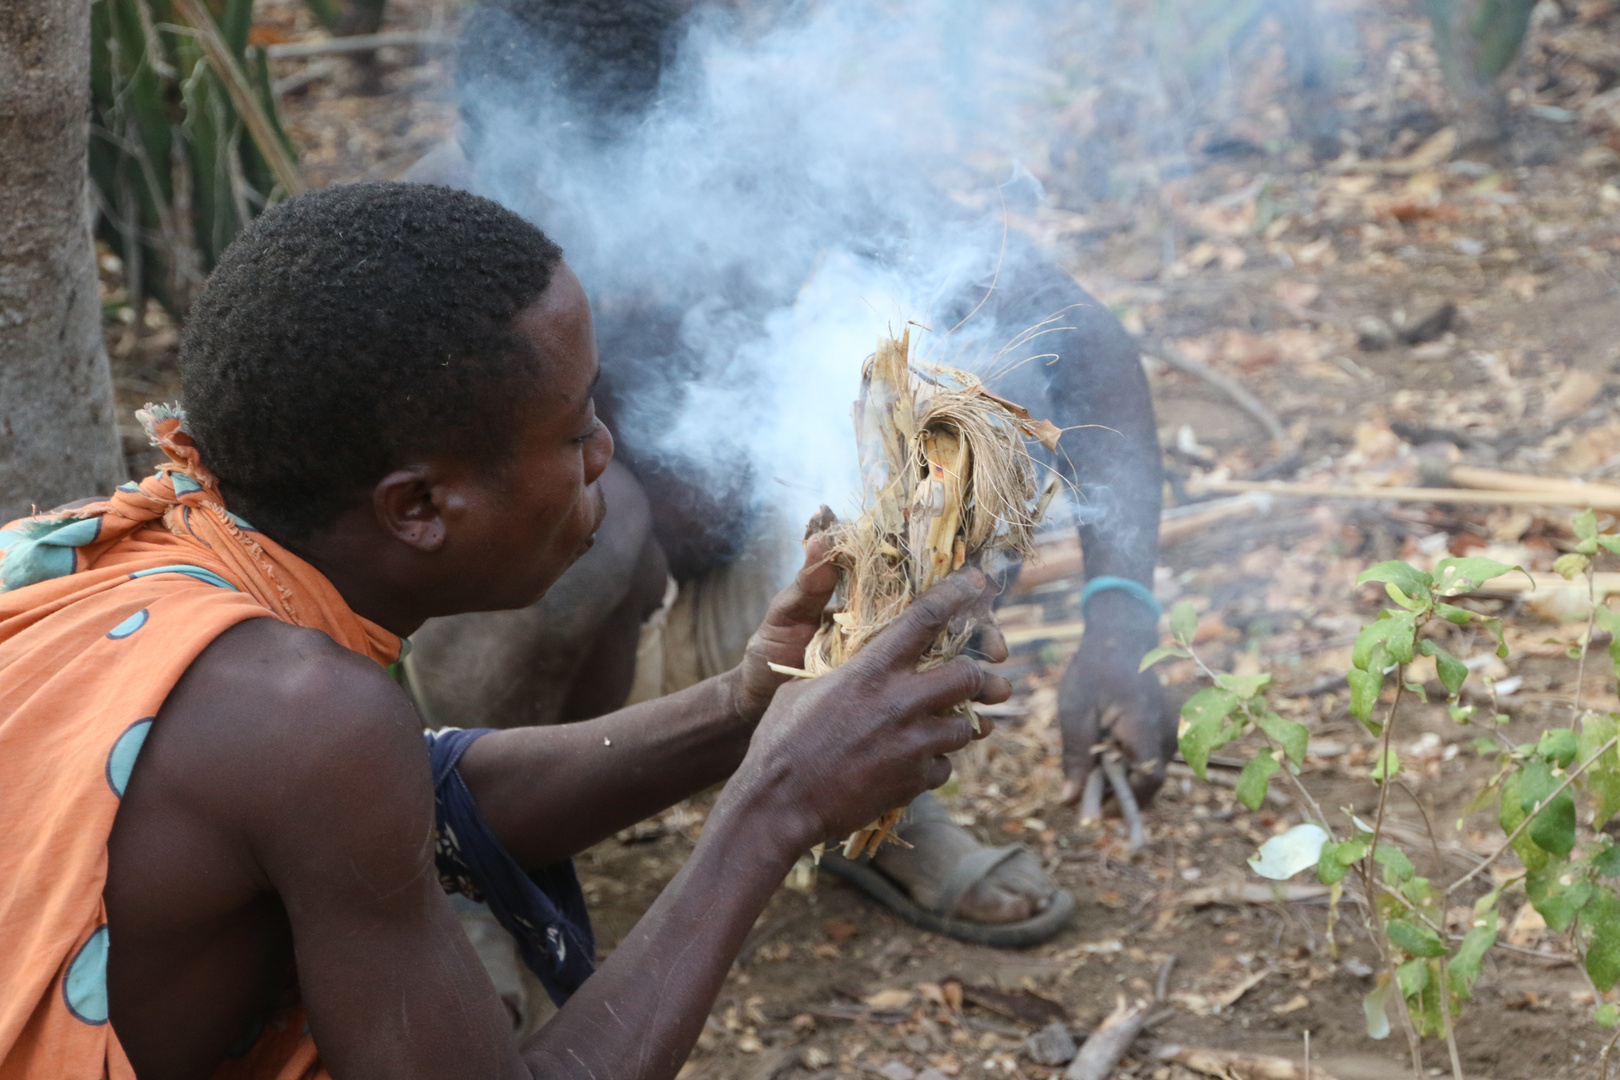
[1079, 576, 1162, 620]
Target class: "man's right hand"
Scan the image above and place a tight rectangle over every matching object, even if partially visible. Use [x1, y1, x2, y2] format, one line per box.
[725, 568, 1011, 850]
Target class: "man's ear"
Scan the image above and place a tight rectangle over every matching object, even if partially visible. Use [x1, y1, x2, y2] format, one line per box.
[372, 466, 455, 552]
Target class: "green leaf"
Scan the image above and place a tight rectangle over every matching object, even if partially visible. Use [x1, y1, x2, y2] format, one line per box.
[1167, 601, 1198, 645]
[1179, 688, 1241, 780]
[1387, 919, 1447, 958]
[1593, 842, 1620, 878]
[1407, 958, 1446, 1038]
[1580, 714, 1620, 828]
[1448, 911, 1497, 1001]
[1434, 602, 1474, 625]
[1597, 1003, 1620, 1028]
[1538, 728, 1579, 769]
[1575, 508, 1600, 547]
[1555, 552, 1593, 580]
[1253, 711, 1309, 767]
[1418, 639, 1468, 696]
[1449, 701, 1476, 723]
[1138, 645, 1189, 672]
[1372, 747, 1400, 784]
[1358, 560, 1433, 596]
[1434, 556, 1523, 596]
[1317, 845, 1350, 885]
[1347, 669, 1384, 727]
[1526, 863, 1593, 932]
[1586, 889, 1620, 991]
[1396, 957, 1430, 998]
[1479, 615, 1509, 658]
[1500, 768, 1549, 871]
[1601, 535, 1620, 556]
[1520, 759, 1577, 859]
[1353, 611, 1417, 670]
[1386, 581, 1426, 611]
[1315, 836, 1370, 886]
[1235, 749, 1280, 811]
[1215, 673, 1272, 700]
[1375, 843, 1415, 884]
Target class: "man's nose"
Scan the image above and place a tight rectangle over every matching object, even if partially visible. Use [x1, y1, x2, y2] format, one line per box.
[585, 422, 615, 485]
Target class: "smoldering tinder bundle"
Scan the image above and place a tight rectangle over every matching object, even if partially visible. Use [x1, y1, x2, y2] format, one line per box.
[805, 329, 1060, 857]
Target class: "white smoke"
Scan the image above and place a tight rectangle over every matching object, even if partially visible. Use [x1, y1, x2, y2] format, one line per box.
[462, 0, 1331, 538]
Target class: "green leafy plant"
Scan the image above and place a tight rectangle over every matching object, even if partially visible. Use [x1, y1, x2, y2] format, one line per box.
[1148, 513, 1620, 1079]
[89, 0, 318, 315]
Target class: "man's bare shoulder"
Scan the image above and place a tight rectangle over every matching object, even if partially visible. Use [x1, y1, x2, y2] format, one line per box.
[138, 617, 432, 853]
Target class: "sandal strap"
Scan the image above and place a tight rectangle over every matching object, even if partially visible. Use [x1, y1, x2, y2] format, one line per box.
[928, 844, 1026, 919]
[894, 790, 954, 830]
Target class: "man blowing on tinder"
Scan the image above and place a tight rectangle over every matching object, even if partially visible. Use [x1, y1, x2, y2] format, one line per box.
[0, 181, 1011, 1080]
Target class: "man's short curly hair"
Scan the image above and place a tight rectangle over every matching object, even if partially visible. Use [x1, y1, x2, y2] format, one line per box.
[180, 181, 565, 541]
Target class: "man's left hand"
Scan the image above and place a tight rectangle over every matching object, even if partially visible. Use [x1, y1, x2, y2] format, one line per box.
[730, 526, 839, 723]
[1056, 607, 1175, 810]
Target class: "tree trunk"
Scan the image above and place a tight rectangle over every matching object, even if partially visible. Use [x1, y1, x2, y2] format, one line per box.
[0, 0, 124, 523]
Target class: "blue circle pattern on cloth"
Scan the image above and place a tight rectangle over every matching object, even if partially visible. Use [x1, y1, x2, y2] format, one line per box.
[106, 719, 154, 798]
[106, 608, 149, 639]
[63, 925, 109, 1025]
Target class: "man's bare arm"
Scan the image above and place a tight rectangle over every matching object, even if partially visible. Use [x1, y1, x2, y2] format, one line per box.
[111, 572, 1004, 1080]
[458, 532, 847, 868]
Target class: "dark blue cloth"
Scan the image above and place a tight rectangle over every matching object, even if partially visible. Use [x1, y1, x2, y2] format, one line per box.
[424, 727, 596, 1006]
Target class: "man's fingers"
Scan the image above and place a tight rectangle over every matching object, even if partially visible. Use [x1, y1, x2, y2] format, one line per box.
[860, 570, 985, 669]
[923, 754, 954, 791]
[911, 708, 978, 758]
[903, 656, 988, 716]
[974, 671, 1012, 706]
[760, 534, 838, 631]
[964, 622, 1009, 664]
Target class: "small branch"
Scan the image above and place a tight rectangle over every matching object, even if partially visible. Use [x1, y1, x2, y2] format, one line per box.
[1439, 957, 1465, 1080]
[1446, 736, 1620, 897]
[1577, 565, 1598, 717]
[1102, 755, 1146, 852]
[171, 0, 305, 197]
[1601, 1023, 1620, 1080]
[1155, 954, 1178, 1002]
[1064, 998, 1160, 1080]
[1368, 666, 1406, 887]
[264, 30, 453, 58]
[1148, 339, 1294, 457]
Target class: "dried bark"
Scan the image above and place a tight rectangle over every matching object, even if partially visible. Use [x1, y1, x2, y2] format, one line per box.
[0, 0, 124, 522]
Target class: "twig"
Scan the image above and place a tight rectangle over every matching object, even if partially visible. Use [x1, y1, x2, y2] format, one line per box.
[1078, 768, 1105, 825]
[1577, 565, 1598, 717]
[1102, 755, 1146, 852]
[264, 30, 452, 58]
[1439, 957, 1464, 1080]
[1063, 998, 1158, 1080]
[1359, 667, 1423, 1078]
[1393, 779, 1444, 868]
[1446, 735, 1620, 897]
[1601, 1022, 1620, 1080]
[1192, 477, 1620, 513]
[1155, 954, 1178, 1002]
[1368, 667, 1406, 879]
[1148, 339, 1294, 457]
[170, 0, 305, 197]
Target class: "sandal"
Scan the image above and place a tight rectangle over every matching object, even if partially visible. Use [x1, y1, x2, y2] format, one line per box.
[818, 796, 1076, 948]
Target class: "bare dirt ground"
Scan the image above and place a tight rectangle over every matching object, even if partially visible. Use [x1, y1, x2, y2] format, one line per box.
[102, 1, 1620, 1077]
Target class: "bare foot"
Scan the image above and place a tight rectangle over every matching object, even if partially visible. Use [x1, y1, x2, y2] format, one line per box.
[868, 799, 1057, 924]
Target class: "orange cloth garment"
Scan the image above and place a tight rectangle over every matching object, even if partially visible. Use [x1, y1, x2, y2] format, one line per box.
[0, 407, 401, 1080]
